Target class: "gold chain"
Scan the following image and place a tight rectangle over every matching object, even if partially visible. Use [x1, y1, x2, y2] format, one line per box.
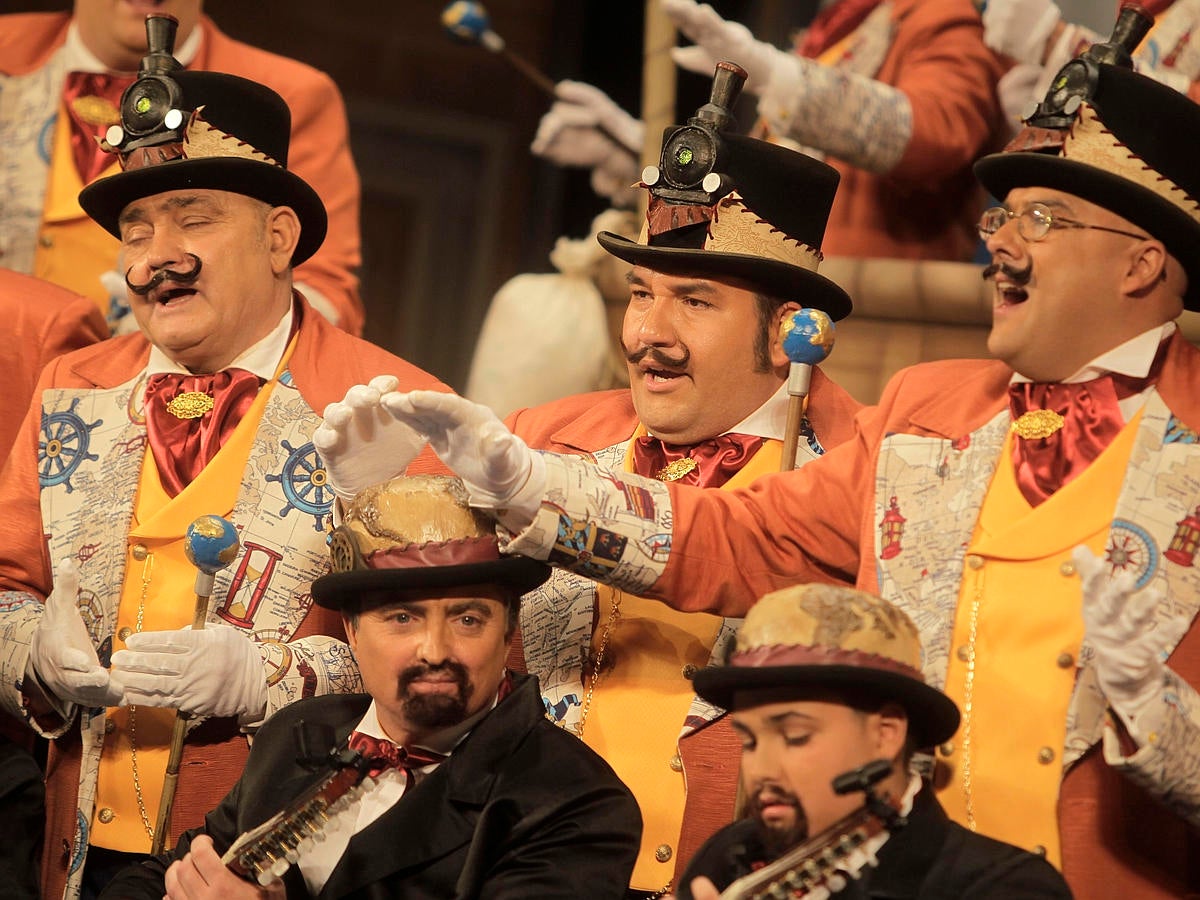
[960, 569, 983, 832]
[573, 590, 623, 737]
[127, 551, 156, 841]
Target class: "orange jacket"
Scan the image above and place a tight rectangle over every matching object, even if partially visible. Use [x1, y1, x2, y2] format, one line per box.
[816, 0, 1006, 261]
[0, 268, 107, 466]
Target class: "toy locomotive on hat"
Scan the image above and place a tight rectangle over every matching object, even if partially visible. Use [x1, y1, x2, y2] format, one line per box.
[78, 13, 327, 266]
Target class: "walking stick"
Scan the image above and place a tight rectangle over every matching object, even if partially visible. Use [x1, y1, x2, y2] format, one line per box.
[779, 309, 836, 472]
[150, 514, 241, 854]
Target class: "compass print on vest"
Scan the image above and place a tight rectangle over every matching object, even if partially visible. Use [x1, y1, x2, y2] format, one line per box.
[265, 439, 334, 531]
[39, 398, 102, 492]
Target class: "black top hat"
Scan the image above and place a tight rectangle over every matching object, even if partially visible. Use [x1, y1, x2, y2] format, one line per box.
[78, 18, 327, 266]
[311, 476, 551, 611]
[598, 63, 851, 320]
[974, 13, 1200, 309]
[692, 584, 960, 748]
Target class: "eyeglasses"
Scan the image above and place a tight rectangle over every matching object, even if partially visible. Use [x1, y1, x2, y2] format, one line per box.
[977, 202, 1150, 243]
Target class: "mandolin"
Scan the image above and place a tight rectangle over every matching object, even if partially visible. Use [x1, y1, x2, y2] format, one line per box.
[717, 759, 906, 900]
[221, 731, 374, 887]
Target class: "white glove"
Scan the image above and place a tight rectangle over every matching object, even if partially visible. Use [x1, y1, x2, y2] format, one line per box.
[111, 625, 268, 723]
[27, 559, 125, 711]
[663, 0, 782, 93]
[380, 391, 544, 523]
[531, 80, 644, 205]
[982, 0, 1062, 65]
[312, 375, 427, 503]
[1074, 546, 1185, 736]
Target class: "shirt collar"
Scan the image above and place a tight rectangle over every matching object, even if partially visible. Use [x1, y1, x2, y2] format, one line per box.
[725, 381, 790, 441]
[145, 303, 293, 380]
[64, 19, 204, 74]
[353, 682, 504, 758]
[1011, 321, 1176, 384]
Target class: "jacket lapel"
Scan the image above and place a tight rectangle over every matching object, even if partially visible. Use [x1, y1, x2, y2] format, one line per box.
[316, 676, 542, 898]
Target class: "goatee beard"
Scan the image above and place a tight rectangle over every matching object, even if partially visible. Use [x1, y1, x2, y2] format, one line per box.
[746, 787, 808, 860]
[398, 661, 472, 729]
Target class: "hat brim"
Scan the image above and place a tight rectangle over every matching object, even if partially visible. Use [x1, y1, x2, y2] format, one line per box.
[78, 157, 328, 267]
[311, 556, 552, 611]
[974, 152, 1200, 311]
[597, 232, 853, 322]
[693, 663, 960, 748]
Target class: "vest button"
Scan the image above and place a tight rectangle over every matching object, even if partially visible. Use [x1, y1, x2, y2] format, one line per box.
[669, 753, 683, 772]
[104, 719, 115, 734]
[118, 626, 132, 642]
[131, 544, 148, 561]
[1037, 746, 1055, 765]
[956, 645, 970, 662]
[654, 844, 673, 863]
[1059, 561, 1076, 577]
[939, 741, 955, 757]
[1056, 652, 1075, 669]
[681, 664, 698, 680]
[1033, 844, 1047, 857]
[39, 233, 54, 249]
[97, 808, 114, 824]
[965, 554, 984, 570]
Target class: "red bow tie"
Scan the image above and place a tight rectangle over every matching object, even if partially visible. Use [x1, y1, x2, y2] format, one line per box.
[347, 733, 448, 778]
[1008, 369, 1155, 506]
[143, 369, 263, 497]
[632, 433, 765, 488]
[62, 70, 136, 184]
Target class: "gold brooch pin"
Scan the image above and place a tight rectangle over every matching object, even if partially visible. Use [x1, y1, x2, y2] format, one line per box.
[165, 391, 215, 420]
[655, 458, 698, 482]
[1011, 409, 1065, 440]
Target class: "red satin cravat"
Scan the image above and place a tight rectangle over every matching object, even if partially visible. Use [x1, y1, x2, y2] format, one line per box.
[143, 369, 263, 497]
[796, 0, 884, 58]
[61, 71, 134, 184]
[347, 732, 448, 779]
[1008, 370, 1154, 506]
[632, 433, 765, 488]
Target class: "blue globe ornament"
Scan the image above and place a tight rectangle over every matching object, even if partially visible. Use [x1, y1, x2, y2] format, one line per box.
[442, 1, 490, 42]
[184, 515, 241, 575]
[780, 308, 836, 366]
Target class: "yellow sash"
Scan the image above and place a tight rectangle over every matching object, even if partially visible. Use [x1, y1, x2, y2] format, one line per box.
[92, 338, 296, 851]
[587, 427, 781, 889]
[35, 104, 122, 309]
[939, 410, 1144, 867]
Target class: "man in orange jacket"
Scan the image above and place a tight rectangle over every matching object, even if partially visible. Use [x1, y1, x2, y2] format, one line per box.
[0, 0, 364, 335]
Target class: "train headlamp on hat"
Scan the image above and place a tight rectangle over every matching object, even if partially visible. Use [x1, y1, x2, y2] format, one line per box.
[1010, 5, 1153, 148]
[642, 60, 745, 205]
[102, 15, 187, 162]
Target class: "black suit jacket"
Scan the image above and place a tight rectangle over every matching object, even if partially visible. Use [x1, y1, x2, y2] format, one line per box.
[102, 674, 641, 899]
[677, 786, 1073, 900]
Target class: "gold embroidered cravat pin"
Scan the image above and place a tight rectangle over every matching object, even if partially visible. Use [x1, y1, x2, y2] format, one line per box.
[165, 391, 214, 420]
[1011, 409, 1065, 440]
[655, 457, 698, 482]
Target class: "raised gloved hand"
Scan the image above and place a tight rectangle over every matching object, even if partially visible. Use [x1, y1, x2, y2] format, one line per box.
[27, 559, 124, 710]
[531, 80, 644, 205]
[313, 375, 427, 503]
[381, 391, 544, 522]
[663, 0, 782, 92]
[982, 0, 1063, 65]
[1074, 546, 1184, 736]
[111, 625, 268, 724]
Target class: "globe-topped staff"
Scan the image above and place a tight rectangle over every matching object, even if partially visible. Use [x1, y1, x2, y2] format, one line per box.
[779, 308, 836, 472]
[441, 0, 557, 96]
[151, 514, 242, 854]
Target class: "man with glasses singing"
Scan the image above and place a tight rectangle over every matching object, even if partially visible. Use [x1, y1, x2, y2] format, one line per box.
[359, 46, 1200, 900]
